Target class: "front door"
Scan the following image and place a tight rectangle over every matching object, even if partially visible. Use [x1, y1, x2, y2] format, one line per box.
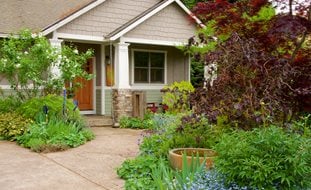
[74, 59, 94, 111]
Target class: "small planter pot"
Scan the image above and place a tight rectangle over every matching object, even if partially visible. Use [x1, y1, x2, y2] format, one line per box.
[168, 148, 217, 170]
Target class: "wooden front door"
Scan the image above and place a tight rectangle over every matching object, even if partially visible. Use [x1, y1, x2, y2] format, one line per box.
[74, 59, 94, 111]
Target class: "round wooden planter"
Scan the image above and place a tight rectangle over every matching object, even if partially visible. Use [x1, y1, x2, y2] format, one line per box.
[168, 148, 217, 170]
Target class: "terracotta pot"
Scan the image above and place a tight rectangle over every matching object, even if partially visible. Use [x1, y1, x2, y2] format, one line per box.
[168, 148, 217, 170]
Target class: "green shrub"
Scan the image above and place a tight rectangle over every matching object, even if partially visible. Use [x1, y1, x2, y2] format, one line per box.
[175, 114, 231, 149]
[117, 155, 159, 190]
[0, 96, 22, 113]
[288, 114, 311, 138]
[120, 116, 154, 129]
[161, 81, 194, 114]
[0, 112, 32, 140]
[17, 95, 82, 123]
[17, 118, 94, 152]
[214, 126, 311, 189]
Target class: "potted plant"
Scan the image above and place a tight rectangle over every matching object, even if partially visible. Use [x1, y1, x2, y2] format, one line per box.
[168, 148, 217, 170]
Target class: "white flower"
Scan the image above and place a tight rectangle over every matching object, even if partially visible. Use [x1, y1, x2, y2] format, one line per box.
[16, 64, 21, 68]
[31, 33, 37, 38]
[24, 51, 28, 55]
[17, 56, 20, 60]
[73, 49, 79, 54]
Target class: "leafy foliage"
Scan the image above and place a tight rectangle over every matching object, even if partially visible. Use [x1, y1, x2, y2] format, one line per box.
[0, 96, 22, 113]
[190, 60, 204, 88]
[214, 126, 311, 189]
[17, 117, 94, 152]
[161, 81, 194, 114]
[0, 112, 32, 140]
[117, 155, 159, 190]
[0, 29, 94, 100]
[16, 95, 82, 124]
[185, 0, 311, 128]
[119, 114, 154, 129]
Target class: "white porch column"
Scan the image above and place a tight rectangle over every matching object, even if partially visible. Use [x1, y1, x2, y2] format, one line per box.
[100, 44, 106, 115]
[112, 42, 132, 126]
[49, 38, 63, 78]
[114, 42, 130, 89]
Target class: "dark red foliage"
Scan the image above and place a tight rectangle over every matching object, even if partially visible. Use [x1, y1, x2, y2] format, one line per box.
[187, 0, 311, 128]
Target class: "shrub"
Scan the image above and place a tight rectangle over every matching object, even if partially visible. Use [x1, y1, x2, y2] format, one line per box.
[0, 112, 32, 140]
[214, 126, 311, 189]
[120, 115, 154, 129]
[186, 1, 311, 129]
[117, 155, 159, 190]
[288, 114, 311, 138]
[161, 81, 194, 114]
[17, 117, 94, 152]
[175, 114, 231, 149]
[0, 96, 22, 113]
[17, 95, 82, 123]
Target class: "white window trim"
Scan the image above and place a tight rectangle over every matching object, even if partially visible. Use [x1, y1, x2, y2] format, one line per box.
[131, 49, 167, 87]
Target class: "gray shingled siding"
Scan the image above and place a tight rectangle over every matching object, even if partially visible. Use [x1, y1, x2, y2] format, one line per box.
[96, 89, 101, 114]
[145, 90, 162, 104]
[125, 3, 197, 43]
[58, 0, 160, 37]
[0, 74, 9, 85]
[105, 89, 112, 116]
[0, 89, 15, 97]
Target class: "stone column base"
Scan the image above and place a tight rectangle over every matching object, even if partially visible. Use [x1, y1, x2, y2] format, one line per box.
[112, 89, 133, 125]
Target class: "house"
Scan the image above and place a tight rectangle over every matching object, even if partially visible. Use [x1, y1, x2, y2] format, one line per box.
[0, 0, 202, 123]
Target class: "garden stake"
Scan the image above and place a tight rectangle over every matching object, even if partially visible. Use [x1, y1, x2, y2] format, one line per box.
[63, 89, 66, 117]
[43, 105, 49, 123]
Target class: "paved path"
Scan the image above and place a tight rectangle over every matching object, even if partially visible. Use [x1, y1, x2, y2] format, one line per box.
[0, 127, 142, 190]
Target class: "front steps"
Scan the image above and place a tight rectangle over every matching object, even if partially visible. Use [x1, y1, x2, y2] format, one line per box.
[84, 115, 113, 127]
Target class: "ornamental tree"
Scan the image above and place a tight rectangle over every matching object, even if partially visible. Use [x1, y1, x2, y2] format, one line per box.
[0, 29, 93, 100]
[185, 0, 311, 128]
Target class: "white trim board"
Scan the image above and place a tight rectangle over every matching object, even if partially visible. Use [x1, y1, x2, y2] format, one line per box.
[56, 33, 107, 43]
[107, 0, 204, 41]
[0, 85, 11, 90]
[41, 0, 203, 40]
[42, 0, 108, 35]
[108, 0, 174, 41]
[122, 37, 185, 46]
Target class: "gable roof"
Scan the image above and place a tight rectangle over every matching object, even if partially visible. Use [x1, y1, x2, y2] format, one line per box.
[1, 0, 203, 40]
[0, 0, 94, 36]
[106, 0, 203, 41]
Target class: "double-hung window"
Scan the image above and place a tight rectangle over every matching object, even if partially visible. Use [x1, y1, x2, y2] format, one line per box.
[133, 50, 165, 84]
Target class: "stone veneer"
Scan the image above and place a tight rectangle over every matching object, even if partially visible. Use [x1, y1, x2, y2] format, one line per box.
[112, 89, 133, 124]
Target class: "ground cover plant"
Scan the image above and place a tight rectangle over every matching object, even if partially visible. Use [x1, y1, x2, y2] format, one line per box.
[17, 116, 94, 152]
[215, 126, 311, 189]
[0, 112, 32, 141]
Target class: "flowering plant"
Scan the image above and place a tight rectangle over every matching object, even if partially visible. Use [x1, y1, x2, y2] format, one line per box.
[0, 29, 93, 100]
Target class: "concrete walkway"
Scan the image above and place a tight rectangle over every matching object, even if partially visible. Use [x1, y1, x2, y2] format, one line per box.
[0, 127, 142, 190]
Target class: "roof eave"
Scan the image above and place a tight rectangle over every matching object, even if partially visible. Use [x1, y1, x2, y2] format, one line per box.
[106, 0, 205, 41]
[41, 0, 106, 36]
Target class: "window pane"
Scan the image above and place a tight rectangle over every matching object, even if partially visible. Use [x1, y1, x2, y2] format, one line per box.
[134, 68, 148, 83]
[150, 53, 164, 67]
[150, 68, 164, 83]
[134, 51, 149, 67]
